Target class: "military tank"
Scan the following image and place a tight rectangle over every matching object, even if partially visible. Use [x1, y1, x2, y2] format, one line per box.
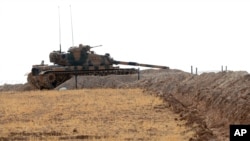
[28, 44, 169, 89]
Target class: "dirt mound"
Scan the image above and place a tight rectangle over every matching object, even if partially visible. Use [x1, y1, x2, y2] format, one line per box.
[55, 69, 183, 90]
[126, 70, 249, 141]
[56, 69, 250, 140]
[0, 83, 34, 92]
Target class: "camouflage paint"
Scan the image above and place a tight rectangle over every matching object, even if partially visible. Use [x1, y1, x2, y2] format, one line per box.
[29, 44, 169, 89]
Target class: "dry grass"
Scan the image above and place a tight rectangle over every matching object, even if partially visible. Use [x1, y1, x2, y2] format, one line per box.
[0, 89, 194, 140]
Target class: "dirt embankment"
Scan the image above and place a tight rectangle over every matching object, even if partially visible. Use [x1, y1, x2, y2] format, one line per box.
[0, 83, 34, 92]
[1, 69, 250, 140]
[128, 70, 249, 141]
[57, 69, 249, 141]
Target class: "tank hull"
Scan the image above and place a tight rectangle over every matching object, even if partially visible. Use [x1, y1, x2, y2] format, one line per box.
[28, 65, 138, 89]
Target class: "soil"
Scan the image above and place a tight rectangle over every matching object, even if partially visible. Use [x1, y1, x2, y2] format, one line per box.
[1, 69, 250, 141]
[0, 89, 195, 141]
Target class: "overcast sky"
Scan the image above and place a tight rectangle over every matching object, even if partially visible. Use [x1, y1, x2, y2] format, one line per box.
[0, 0, 250, 84]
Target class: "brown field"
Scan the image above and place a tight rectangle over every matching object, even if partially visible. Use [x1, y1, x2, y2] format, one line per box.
[0, 89, 194, 141]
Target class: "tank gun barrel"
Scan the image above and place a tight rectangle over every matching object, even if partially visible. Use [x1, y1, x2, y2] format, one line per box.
[113, 60, 169, 69]
[90, 45, 102, 48]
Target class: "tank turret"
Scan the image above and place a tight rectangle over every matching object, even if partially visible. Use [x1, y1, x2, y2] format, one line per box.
[28, 44, 169, 89]
[49, 44, 105, 66]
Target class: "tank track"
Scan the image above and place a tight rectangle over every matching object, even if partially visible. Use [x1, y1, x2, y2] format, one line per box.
[28, 68, 138, 89]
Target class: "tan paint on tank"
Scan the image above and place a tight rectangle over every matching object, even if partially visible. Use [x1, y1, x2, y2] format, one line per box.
[38, 75, 45, 85]
[77, 66, 82, 70]
[73, 51, 81, 61]
[69, 66, 74, 70]
[99, 66, 105, 70]
[53, 67, 65, 71]
[89, 66, 94, 70]
[89, 54, 102, 65]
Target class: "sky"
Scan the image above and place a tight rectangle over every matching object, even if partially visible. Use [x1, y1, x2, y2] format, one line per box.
[0, 0, 250, 84]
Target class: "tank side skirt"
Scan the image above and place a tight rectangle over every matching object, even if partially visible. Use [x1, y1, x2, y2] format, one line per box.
[43, 68, 138, 76]
[28, 69, 138, 89]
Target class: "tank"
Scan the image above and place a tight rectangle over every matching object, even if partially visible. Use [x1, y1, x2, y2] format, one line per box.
[27, 44, 169, 89]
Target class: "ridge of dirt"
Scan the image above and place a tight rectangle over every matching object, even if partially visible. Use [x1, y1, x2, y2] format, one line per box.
[0, 83, 34, 92]
[127, 70, 249, 141]
[54, 70, 214, 140]
[55, 69, 249, 141]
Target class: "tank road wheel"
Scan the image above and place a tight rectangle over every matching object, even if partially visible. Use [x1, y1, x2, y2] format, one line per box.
[43, 73, 71, 89]
[47, 73, 56, 83]
[42, 73, 57, 89]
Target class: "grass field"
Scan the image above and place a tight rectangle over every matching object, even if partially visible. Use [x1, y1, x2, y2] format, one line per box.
[0, 89, 194, 140]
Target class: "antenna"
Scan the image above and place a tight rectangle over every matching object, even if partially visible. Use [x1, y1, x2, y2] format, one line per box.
[58, 6, 62, 53]
[69, 5, 74, 46]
